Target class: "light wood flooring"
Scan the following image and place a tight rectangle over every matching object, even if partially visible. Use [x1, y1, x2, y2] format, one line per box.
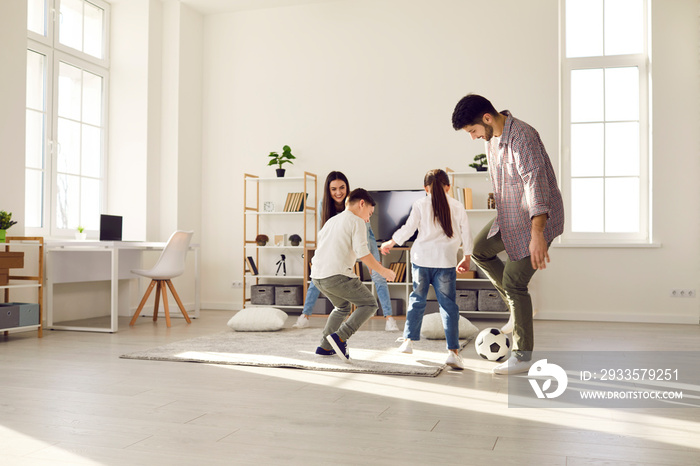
[1, 311, 699, 466]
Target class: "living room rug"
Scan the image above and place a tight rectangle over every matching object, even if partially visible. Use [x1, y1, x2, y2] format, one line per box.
[120, 329, 473, 377]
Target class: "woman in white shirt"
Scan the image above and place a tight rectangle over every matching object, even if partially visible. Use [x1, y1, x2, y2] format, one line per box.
[381, 169, 473, 369]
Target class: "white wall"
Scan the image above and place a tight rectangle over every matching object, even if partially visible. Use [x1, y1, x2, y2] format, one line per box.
[0, 0, 27, 229]
[200, 0, 700, 323]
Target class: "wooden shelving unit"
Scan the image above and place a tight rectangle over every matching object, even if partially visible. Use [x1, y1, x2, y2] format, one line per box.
[1, 236, 44, 338]
[242, 172, 317, 310]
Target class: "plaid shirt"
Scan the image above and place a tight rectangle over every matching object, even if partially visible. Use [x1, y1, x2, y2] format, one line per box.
[485, 111, 564, 261]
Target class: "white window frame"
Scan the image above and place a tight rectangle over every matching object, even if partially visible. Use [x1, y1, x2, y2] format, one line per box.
[560, 0, 651, 244]
[25, 0, 110, 238]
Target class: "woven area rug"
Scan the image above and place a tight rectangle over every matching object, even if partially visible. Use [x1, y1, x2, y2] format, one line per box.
[120, 329, 473, 377]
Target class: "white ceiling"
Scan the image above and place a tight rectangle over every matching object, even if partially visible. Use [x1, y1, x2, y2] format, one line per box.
[178, 0, 340, 15]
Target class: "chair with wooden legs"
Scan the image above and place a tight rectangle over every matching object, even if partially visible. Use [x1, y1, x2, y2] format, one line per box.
[129, 231, 194, 327]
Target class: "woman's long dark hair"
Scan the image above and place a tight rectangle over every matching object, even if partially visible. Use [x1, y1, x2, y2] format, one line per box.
[424, 169, 453, 238]
[321, 171, 350, 226]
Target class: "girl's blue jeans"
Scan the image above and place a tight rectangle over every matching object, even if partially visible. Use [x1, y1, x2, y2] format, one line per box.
[403, 264, 460, 350]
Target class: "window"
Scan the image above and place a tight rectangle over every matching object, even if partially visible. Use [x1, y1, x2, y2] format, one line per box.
[561, 0, 650, 242]
[25, 0, 109, 237]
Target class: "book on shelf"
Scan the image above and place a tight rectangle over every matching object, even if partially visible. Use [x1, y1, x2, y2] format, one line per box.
[389, 262, 406, 282]
[463, 187, 473, 209]
[283, 192, 308, 212]
[246, 256, 259, 275]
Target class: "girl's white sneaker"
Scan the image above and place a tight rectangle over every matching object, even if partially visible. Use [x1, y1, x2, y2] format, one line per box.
[397, 339, 413, 354]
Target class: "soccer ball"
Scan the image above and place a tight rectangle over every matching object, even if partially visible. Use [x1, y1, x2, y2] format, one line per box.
[474, 327, 511, 362]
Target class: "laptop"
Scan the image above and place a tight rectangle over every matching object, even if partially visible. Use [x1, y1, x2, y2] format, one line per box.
[99, 214, 123, 241]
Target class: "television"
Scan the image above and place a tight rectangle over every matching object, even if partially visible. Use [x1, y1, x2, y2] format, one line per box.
[368, 190, 426, 243]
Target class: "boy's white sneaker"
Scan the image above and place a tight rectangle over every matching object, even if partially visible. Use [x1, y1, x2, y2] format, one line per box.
[492, 355, 532, 375]
[397, 339, 413, 354]
[385, 316, 400, 332]
[501, 313, 514, 334]
[292, 314, 310, 328]
[445, 351, 465, 370]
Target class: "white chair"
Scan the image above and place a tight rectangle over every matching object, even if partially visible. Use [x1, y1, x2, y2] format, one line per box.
[129, 231, 194, 327]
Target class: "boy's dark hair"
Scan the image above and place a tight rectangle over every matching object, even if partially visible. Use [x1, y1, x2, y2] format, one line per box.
[347, 188, 376, 206]
[452, 94, 499, 130]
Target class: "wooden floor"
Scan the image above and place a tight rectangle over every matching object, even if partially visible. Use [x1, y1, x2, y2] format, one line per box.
[1, 311, 699, 466]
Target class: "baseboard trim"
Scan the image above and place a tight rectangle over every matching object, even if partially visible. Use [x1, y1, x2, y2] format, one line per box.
[536, 311, 699, 325]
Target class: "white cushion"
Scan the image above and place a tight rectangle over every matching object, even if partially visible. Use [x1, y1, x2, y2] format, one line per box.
[227, 307, 288, 332]
[420, 313, 479, 340]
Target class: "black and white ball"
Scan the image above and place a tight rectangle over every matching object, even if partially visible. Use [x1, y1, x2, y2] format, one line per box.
[474, 327, 511, 362]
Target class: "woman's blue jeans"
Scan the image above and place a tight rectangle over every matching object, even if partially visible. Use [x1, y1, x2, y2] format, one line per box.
[302, 225, 393, 317]
[403, 264, 460, 350]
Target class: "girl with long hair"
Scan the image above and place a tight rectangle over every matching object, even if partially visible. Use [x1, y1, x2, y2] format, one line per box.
[381, 169, 473, 369]
[293, 171, 399, 332]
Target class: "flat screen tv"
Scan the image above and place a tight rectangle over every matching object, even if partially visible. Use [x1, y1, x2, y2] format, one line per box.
[368, 190, 426, 243]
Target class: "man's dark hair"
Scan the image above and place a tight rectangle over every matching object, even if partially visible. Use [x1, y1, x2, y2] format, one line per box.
[348, 188, 376, 206]
[452, 94, 499, 130]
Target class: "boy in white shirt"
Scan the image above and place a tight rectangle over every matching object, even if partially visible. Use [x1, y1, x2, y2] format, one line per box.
[311, 188, 396, 361]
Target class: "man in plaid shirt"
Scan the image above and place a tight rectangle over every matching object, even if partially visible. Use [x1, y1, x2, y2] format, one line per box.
[452, 94, 564, 375]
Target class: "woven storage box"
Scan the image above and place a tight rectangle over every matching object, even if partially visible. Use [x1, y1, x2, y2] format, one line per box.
[0, 304, 20, 329]
[312, 297, 333, 315]
[250, 285, 276, 305]
[8, 302, 40, 326]
[456, 289, 477, 311]
[478, 289, 508, 311]
[275, 285, 303, 306]
[376, 298, 405, 316]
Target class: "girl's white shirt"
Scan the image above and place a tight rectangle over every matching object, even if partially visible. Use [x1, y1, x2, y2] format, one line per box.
[392, 194, 473, 268]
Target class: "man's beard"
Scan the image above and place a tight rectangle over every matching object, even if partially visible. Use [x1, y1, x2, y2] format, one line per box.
[483, 123, 494, 141]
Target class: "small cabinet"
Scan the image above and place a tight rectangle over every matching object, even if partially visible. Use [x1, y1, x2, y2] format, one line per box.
[0, 237, 44, 337]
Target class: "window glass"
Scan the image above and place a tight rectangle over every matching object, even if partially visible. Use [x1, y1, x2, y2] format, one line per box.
[605, 178, 639, 232]
[571, 123, 604, 177]
[571, 69, 604, 122]
[605, 67, 639, 121]
[571, 178, 604, 232]
[27, 0, 47, 36]
[59, 0, 83, 52]
[604, 0, 644, 55]
[566, 0, 603, 58]
[605, 122, 640, 177]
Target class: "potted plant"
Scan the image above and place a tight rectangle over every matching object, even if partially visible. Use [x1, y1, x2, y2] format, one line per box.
[0, 211, 18, 243]
[289, 234, 302, 247]
[75, 226, 87, 241]
[255, 234, 269, 246]
[469, 153, 488, 172]
[267, 145, 296, 177]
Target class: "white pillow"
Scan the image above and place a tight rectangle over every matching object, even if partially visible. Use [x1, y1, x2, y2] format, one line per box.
[420, 313, 479, 340]
[227, 307, 288, 332]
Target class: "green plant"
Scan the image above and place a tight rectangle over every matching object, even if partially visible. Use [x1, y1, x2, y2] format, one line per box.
[0, 211, 18, 230]
[77, 226, 85, 233]
[267, 145, 296, 170]
[469, 153, 488, 170]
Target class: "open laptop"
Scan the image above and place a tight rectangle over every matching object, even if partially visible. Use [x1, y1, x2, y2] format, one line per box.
[99, 214, 123, 241]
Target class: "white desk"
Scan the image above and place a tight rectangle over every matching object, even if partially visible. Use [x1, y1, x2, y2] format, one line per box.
[45, 240, 200, 333]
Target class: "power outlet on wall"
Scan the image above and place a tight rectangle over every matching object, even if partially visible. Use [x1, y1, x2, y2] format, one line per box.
[670, 289, 696, 298]
[231, 281, 243, 289]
